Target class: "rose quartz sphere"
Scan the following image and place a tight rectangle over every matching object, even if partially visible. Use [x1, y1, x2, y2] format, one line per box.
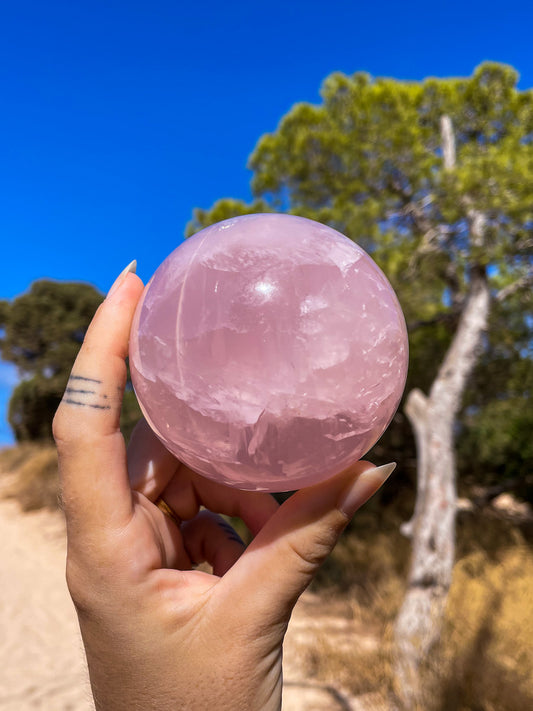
[129, 214, 408, 492]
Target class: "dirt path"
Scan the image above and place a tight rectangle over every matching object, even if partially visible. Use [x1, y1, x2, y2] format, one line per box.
[0, 490, 379, 710]
[0, 495, 93, 710]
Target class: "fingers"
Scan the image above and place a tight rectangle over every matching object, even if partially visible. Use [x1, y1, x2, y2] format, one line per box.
[127, 418, 179, 499]
[220, 461, 396, 625]
[128, 420, 280, 535]
[162, 466, 280, 536]
[181, 511, 246, 577]
[53, 270, 144, 534]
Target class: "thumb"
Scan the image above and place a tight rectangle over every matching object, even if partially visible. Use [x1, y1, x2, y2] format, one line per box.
[220, 461, 396, 626]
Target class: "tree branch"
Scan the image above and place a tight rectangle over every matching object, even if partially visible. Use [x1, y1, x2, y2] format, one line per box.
[407, 309, 460, 333]
[496, 269, 533, 302]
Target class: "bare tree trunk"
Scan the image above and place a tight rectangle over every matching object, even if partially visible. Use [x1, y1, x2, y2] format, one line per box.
[440, 115, 456, 171]
[393, 268, 490, 708]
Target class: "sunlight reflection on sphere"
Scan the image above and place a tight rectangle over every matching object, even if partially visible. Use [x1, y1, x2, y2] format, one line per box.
[129, 214, 408, 492]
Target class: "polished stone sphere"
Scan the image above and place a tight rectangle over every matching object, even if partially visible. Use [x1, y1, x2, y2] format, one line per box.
[129, 214, 408, 491]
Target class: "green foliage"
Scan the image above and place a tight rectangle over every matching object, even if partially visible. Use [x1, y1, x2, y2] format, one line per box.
[8, 377, 65, 441]
[186, 197, 272, 236]
[190, 62, 533, 486]
[249, 62, 532, 277]
[1, 280, 144, 443]
[0, 280, 103, 377]
[457, 282, 533, 490]
[0, 281, 103, 441]
[190, 62, 533, 323]
[460, 352, 533, 488]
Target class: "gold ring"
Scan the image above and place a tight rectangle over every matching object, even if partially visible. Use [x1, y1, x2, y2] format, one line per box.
[154, 496, 181, 527]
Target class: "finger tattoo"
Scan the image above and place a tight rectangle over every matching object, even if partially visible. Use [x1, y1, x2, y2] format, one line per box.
[217, 519, 245, 546]
[63, 373, 114, 410]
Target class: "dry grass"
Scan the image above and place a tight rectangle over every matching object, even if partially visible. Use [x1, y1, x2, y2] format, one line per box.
[0, 442, 43, 473]
[304, 517, 533, 711]
[432, 542, 533, 711]
[302, 630, 394, 699]
[0, 443, 60, 511]
[303, 517, 406, 704]
[313, 508, 410, 620]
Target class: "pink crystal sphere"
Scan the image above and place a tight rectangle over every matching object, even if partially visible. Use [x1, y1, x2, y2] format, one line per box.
[129, 214, 408, 492]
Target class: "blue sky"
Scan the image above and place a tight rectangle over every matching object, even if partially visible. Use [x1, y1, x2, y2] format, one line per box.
[1, 0, 533, 444]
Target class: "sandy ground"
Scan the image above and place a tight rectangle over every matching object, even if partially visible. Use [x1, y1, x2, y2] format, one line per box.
[0, 487, 379, 710]
[0, 494, 93, 711]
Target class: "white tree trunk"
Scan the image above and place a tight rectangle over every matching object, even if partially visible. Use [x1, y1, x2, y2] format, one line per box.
[393, 268, 490, 708]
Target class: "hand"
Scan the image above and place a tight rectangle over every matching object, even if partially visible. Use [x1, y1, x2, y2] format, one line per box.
[53, 265, 395, 711]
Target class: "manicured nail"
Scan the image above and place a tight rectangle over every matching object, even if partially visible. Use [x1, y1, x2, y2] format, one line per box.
[338, 462, 396, 518]
[107, 260, 137, 298]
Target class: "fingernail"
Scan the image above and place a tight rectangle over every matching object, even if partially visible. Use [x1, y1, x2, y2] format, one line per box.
[107, 260, 137, 298]
[338, 462, 396, 518]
